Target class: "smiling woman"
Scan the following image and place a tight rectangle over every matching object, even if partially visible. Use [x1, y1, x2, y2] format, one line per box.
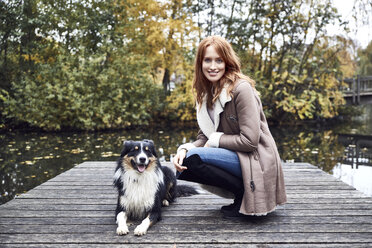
[202, 46, 226, 83]
[173, 36, 287, 217]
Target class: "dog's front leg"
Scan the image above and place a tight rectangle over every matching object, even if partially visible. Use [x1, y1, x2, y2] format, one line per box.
[134, 214, 152, 236]
[134, 198, 161, 236]
[134, 211, 160, 236]
[116, 211, 129, 235]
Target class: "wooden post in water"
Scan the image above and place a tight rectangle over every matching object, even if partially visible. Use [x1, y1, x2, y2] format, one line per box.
[352, 78, 356, 104]
[356, 141, 360, 169]
[357, 75, 361, 105]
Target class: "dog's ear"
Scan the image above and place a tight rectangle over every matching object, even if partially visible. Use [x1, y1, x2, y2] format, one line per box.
[143, 139, 154, 145]
[143, 139, 157, 157]
[121, 140, 133, 157]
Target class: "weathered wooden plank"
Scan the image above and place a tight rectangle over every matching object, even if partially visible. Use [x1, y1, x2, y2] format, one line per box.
[65, 170, 322, 176]
[61, 167, 323, 173]
[1, 208, 372, 218]
[16, 192, 369, 199]
[13, 180, 364, 195]
[1, 232, 372, 244]
[16, 188, 364, 197]
[2, 202, 372, 211]
[1, 223, 372, 234]
[1, 216, 372, 225]
[49, 164, 328, 173]
[8, 194, 370, 202]
[2, 245, 372, 248]
[32, 184, 356, 190]
[38, 180, 356, 187]
[45, 176, 340, 182]
[75, 161, 317, 169]
[2, 244, 372, 248]
[47, 167, 327, 173]
[5, 196, 371, 205]
[23, 186, 359, 195]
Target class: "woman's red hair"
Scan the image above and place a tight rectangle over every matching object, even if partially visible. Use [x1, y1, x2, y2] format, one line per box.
[193, 36, 255, 108]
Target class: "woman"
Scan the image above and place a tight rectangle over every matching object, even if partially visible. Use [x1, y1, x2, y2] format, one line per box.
[173, 36, 286, 217]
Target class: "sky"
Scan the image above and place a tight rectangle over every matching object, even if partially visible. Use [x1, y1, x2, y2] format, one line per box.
[329, 0, 372, 48]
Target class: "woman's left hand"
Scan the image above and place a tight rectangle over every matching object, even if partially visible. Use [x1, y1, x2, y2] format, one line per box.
[173, 149, 188, 172]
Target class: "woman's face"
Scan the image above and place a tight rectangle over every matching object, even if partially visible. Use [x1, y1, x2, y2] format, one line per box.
[202, 45, 225, 83]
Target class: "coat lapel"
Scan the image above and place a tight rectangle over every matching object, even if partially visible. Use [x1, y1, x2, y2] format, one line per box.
[196, 85, 232, 138]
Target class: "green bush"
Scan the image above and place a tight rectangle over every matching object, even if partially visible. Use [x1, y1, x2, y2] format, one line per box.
[3, 47, 164, 131]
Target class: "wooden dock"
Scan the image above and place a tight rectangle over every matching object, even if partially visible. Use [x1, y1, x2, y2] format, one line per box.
[1, 161, 372, 247]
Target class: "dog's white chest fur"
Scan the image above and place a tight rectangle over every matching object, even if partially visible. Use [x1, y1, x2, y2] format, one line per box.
[118, 169, 164, 218]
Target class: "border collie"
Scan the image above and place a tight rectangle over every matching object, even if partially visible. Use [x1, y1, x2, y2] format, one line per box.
[113, 139, 198, 236]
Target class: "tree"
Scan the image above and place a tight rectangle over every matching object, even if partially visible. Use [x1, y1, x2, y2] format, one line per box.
[184, 0, 349, 122]
[358, 41, 372, 75]
[0, 0, 365, 130]
[1, 0, 166, 130]
[1, 0, 198, 130]
[0, 1, 22, 92]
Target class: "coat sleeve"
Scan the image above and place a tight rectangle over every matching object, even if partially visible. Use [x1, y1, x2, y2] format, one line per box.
[218, 82, 260, 152]
[193, 129, 208, 147]
[176, 129, 207, 154]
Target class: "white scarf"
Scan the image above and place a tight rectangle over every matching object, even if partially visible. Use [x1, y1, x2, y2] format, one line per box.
[196, 85, 232, 138]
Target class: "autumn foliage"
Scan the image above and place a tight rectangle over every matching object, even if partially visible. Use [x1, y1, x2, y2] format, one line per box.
[0, 0, 360, 130]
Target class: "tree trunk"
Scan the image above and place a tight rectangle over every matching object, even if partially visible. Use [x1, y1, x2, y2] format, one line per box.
[162, 68, 170, 94]
[208, 0, 214, 36]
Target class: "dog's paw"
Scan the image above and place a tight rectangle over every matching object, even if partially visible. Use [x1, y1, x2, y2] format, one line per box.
[134, 224, 148, 236]
[162, 199, 169, 207]
[116, 226, 129, 235]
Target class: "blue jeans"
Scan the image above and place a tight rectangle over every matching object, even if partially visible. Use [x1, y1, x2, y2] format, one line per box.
[185, 147, 242, 178]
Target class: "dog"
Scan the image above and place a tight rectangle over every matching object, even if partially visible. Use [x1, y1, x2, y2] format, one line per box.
[113, 139, 198, 236]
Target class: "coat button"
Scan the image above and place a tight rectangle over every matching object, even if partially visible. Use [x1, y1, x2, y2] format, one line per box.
[253, 151, 259, 160]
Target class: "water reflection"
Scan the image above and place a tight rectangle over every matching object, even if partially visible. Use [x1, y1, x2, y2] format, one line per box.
[338, 134, 372, 168]
[1, 123, 372, 204]
[271, 128, 346, 173]
[333, 163, 372, 197]
[0, 127, 196, 204]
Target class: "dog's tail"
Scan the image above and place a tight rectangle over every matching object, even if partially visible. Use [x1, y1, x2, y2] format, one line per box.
[175, 185, 199, 197]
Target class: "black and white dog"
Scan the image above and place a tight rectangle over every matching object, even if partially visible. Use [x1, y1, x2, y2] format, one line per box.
[113, 139, 197, 236]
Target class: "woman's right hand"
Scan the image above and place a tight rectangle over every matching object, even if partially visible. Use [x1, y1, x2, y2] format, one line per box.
[173, 149, 188, 172]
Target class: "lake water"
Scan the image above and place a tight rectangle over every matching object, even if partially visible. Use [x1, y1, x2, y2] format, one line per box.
[1, 105, 371, 204]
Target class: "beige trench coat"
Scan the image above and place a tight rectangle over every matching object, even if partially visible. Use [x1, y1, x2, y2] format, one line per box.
[178, 80, 287, 215]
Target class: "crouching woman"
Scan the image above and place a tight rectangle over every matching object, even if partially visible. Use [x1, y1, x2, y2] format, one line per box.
[173, 35, 287, 217]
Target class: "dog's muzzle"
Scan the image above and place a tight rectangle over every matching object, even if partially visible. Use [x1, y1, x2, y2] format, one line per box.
[132, 156, 148, 173]
[137, 163, 146, 173]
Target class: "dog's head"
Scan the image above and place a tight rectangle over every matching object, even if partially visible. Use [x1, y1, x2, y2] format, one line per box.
[120, 139, 158, 173]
